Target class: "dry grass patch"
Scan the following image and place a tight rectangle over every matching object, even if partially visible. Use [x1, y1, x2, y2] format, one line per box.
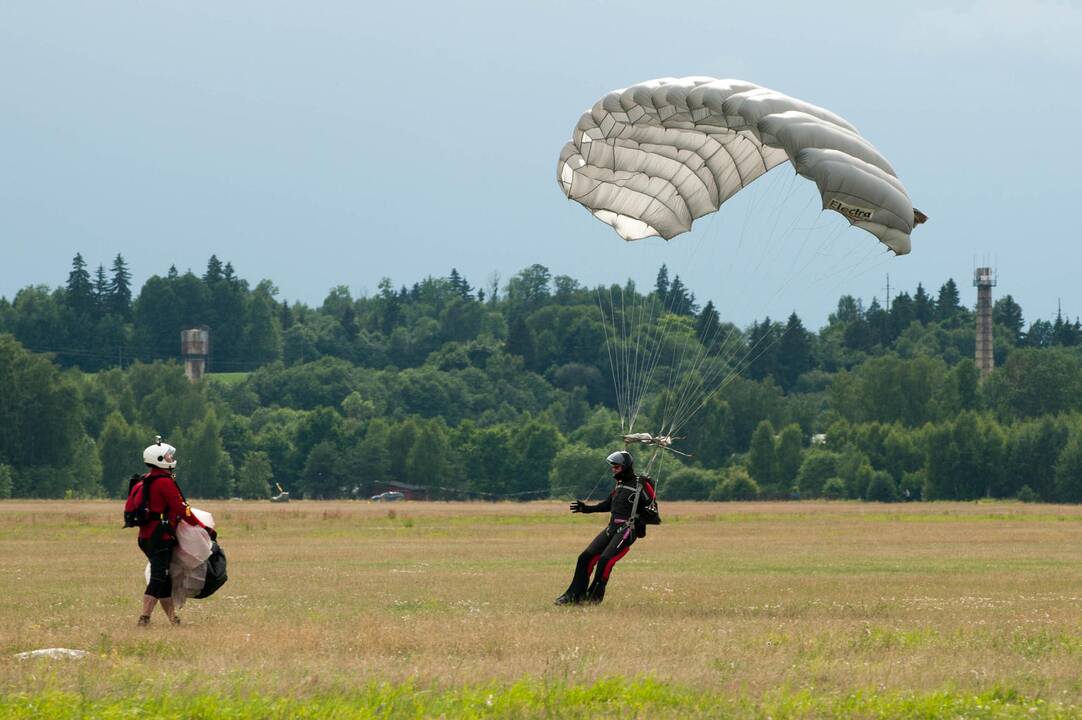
[2, 499, 1082, 712]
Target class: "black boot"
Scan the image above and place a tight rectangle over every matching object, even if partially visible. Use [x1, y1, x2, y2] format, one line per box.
[554, 592, 581, 606]
[585, 579, 607, 604]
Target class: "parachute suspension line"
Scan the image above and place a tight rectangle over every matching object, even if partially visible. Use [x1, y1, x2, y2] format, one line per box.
[626, 281, 667, 434]
[642, 444, 665, 491]
[670, 325, 793, 440]
[748, 172, 801, 277]
[580, 467, 611, 504]
[806, 239, 893, 294]
[617, 283, 638, 433]
[657, 178, 803, 439]
[668, 312, 801, 442]
[616, 270, 693, 436]
[620, 282, 644, 433]
[660, 169, 797, 432]
[781, 192, 822, 276]
[667, 232, 888, 440]
[640, 265, 718, 437]
[626, 278, 658, 432]
[616, 282, 632, 433]
[661, 306, 742, 440]
[652, 208, 737, 439]
[663, 216, 837, 440]
[596, 286, 627, 431]
[736, 144, 788, 254]
[660, 291, 724, 437]
[659, 207, 747, 434]
[598, 279, 669, 434]
[666, 231, 837, 438]
[638, 272, 708, 438]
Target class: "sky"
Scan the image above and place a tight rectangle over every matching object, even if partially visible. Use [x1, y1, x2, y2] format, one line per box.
[2, 0, 1080, 329]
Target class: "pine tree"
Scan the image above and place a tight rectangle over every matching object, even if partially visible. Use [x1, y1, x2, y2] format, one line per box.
[865, 297, 888, 346]
[1025, 319, 1054, 347]
[696, 300, 721, 342]
[506, 315, 536, 369]
[889, 291, 914, 339]
[93, 265, 109, 312]
[748, 420, 777, 490]
[654, 264, 670, 301]
[236, 452, 273, 499]
[775, 424, 804, 490]
[936, 279, 962, 322]
[829, 295, 862, 326]
[1052, 306, 1081, 346]
[913, 283, 934, 324]
[745, 317, 779, 381]
[65, 253, 94, 316]
[449, 268, 473, 300]
[245, 287, 283, 364]
[341, 303, 358, 341]
[993, 295, 1025, 345]
[204, 255, 224, 285]
[279, 299, 294, 330]
[180, 412, 234, 498]
[668, 274, 698, 315]
[777, 312, 813, 391]
[108, 254, 132, 319]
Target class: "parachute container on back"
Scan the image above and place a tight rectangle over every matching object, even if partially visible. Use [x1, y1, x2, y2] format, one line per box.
[557, 77, 921, 254]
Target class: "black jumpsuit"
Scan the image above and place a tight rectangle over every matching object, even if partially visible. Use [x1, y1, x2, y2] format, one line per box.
[561, 471, 656, 603]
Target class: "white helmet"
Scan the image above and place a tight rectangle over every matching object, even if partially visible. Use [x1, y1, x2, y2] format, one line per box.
[606, 450, 632, 468]
[143, 436, 177, 469]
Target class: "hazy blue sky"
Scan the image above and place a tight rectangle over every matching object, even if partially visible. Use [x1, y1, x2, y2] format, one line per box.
[2, 0, 1080, 328]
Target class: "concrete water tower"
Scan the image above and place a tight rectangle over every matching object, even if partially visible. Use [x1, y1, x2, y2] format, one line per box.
[973, 267, 996, 379]
[181, 327, 209, 382]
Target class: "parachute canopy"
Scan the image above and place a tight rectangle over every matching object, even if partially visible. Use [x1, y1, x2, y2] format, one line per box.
[557, 77, 924, 255]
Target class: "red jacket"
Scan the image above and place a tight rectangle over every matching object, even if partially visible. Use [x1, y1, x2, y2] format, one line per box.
[125, 468, 205, 541]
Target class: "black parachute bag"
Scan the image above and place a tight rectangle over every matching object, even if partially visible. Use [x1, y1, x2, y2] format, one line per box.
[194, 541, 228, 599]
[123, 474, 156, 528]
[633, 475, 661, 538]
[637, 475, 661, 526]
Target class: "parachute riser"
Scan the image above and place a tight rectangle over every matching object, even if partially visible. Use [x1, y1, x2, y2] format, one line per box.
[621, 432, 691, 458]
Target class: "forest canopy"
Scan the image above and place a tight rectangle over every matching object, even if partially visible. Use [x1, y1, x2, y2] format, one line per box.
[2, 253, 1082, 503]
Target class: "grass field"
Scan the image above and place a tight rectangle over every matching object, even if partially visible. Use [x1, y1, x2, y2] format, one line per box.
[3, 500, 1082, 718]
[203, 372, 250, 386]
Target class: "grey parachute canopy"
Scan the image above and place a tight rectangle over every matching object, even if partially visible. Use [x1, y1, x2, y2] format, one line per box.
[557, 77, 925, 254]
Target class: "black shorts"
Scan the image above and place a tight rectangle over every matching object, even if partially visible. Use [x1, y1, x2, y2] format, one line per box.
[138, 537, 176, 599]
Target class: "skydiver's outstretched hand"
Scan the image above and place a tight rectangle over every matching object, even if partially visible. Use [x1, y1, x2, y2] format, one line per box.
[570, 500, 587, 514]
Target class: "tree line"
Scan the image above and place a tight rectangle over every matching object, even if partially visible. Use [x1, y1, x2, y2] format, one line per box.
[3, 255, 1082, 502]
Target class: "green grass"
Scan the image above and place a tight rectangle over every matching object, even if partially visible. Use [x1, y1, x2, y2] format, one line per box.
[0, 681, 1078, 719]
[204, 372, 249, 386]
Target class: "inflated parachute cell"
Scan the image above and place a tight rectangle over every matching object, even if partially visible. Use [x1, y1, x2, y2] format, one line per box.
[557, 77, 924, 254]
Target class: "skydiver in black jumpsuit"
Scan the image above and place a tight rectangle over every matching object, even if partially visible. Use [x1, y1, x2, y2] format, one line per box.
[554, 450, 656, 605]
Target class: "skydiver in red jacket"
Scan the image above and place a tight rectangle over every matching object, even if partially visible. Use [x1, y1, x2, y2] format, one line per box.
[124, 438, 211, 626]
